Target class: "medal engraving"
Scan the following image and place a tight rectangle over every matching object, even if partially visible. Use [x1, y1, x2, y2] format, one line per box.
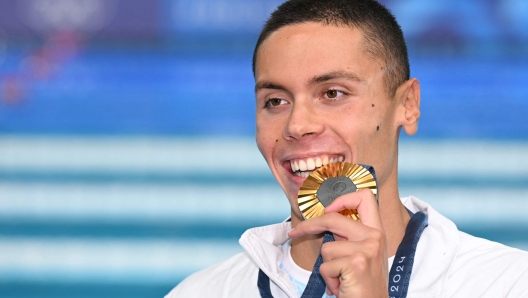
[316, 177, 357, 207]
[297, 162, 377, 220]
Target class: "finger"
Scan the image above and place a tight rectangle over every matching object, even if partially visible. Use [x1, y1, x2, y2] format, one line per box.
[325, 286, 334, 297]
[288, 212, 372, 240]
[319, 260, 342, 296]
[319, 256, 365, 297]
[322, 254, 389, 298]
[321, 238, 383, 262]
[324, 189, 382, 231]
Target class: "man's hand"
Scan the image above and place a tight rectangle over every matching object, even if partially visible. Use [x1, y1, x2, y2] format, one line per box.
[288, 189, 388, 298]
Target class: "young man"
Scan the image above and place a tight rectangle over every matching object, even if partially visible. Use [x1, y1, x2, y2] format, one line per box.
[168, 0, 528, 297]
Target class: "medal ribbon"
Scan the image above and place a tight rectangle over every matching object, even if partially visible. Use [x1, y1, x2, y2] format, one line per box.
[388, 211, 428, 298]
[257, 211, 428, 298]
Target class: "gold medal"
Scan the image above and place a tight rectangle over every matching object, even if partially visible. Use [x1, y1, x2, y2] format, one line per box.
[297, 162, 377, 220]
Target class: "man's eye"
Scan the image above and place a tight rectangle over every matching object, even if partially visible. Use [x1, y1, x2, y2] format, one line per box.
[323, 89, 346, 100]
[265, 98, 287, 107]
[326, 90, 339, 98]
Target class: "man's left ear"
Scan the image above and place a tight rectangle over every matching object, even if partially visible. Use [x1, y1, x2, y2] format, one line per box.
[395, 78, 421, 136]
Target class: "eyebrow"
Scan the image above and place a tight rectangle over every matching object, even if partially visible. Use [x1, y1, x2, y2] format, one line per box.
[309, 71, 363, 85]
[254, 81, 287, 93]
[254, 71, 363, 93]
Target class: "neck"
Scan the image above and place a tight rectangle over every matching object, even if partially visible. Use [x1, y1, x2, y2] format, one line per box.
[289, 173, 410, 271]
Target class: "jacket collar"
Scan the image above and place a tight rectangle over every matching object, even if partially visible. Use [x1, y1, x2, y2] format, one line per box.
[403, 196, 460, 298]
[239, 222, 299, 298]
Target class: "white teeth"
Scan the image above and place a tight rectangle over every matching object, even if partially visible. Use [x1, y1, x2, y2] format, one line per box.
[291, 155, 345, 176]
[298, 160, 307, 171]
[315, 157, 322, 167]
[293, 161, 299, 172]
[306, 158, 316, 170]
[294, 171, 310, 178]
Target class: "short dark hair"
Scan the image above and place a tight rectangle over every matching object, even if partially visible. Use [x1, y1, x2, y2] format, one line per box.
[252, 0, 410, 98]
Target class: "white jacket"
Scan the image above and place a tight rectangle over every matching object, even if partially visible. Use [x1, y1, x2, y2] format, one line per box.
[167, 196, 528, 297]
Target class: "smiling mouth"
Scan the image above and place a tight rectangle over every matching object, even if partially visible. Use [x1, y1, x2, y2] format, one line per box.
[290, 155, 344, 178]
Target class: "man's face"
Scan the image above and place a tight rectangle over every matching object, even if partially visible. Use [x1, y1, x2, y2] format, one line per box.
[255, 23, 405, 219]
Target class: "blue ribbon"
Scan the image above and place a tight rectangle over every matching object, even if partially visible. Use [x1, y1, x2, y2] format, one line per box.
[258, 211, 428, 298]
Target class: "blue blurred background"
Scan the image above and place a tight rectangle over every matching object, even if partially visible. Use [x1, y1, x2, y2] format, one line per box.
[0, 0, 527, 297]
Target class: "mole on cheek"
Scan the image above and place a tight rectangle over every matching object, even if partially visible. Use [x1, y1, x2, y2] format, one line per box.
[377, 125, 380, 131]
[276, 139, 278, 142]
[372, 104, 375, 107]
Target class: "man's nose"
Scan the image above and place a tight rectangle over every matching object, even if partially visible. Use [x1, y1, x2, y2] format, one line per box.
[283, 101, 324, 141]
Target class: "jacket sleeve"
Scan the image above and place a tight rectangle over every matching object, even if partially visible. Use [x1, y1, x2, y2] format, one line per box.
[165, 252, 262, 298]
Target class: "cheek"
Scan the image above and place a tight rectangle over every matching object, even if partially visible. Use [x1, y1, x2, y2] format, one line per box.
[361, 107, 399, 171]
[336, 105, 388, 159]
[336, 107, 373, 141]
[256, 111, 286, 144]
[256, 122, 278, 163]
